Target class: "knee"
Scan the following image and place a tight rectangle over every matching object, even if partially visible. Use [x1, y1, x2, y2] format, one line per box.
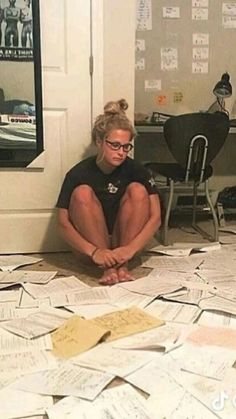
[70, 185, 95, 208]
[125, 182, 148, 201]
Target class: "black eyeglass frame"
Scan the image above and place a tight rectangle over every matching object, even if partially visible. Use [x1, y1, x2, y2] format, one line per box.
[105, 140, 134, 152]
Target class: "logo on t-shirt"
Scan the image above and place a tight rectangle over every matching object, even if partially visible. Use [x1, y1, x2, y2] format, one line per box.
[107, 183, 119, 194]
[149, 177, 156, 187]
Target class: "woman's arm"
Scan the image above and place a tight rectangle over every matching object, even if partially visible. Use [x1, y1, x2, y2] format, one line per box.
[57, 208, 96, 257]
[57, 208, 120, 267]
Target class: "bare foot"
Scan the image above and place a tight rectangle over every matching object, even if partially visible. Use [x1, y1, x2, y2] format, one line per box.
[99, 267, 119, 285]
[117, 265, 135, 282]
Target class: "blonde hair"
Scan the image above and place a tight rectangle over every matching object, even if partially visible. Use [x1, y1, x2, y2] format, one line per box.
[92, 98, 136, 144]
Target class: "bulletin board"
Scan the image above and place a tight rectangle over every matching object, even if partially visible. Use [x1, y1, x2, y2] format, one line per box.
[135, 0, 236, 118]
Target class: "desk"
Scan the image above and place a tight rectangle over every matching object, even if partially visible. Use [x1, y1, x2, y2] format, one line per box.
[135, 123, 236, 135]
[134, 122, 236, 192]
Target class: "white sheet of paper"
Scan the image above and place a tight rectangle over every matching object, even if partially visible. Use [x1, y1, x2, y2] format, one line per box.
[141, 255, 203, 271]
[112, 324, 180, 352]
[22, 275, 87, 299]
[0, 388, 53, 418]
[46, 384, 153, 419]
[17, 288, 51, 308]
[0, 288, 20, 303]
[0, 349, 57, 378]
[0, 255, 42, 272]
[72, 342, 154, 377]
[109, 284, 155, 308]
[144, 299, 201, 323]
[2, 306, 72, 338]
[14, 362, 114, 401]
[119, 274, 183, 297]
[173, 343, 236, 380]
[136, 0, 152, 31]
[197, 310, 236, 329]
[0, 302, 20, 321]
[65, 303, 119, 319]
[0, 327, 52, 354]
[67, 287, 111, 306]
[0, 270, 57, 284]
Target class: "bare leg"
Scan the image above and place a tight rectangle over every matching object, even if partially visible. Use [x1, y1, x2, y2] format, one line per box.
[113, 182, 150, 282]
[69, 185, 119, 283]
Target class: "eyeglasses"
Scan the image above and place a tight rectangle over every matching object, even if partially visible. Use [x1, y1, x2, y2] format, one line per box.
[105, 140, 133, 152]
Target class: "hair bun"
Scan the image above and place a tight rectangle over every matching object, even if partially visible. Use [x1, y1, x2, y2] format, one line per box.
[104, 98, 128, 115]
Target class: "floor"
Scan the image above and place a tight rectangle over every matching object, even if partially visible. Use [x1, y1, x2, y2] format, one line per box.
[27, 214, 225, 284]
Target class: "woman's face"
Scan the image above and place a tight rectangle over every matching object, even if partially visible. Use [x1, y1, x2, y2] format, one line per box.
[96, 129, 132, 171]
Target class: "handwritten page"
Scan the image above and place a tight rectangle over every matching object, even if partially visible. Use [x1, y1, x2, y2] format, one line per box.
[90, 306, 165, 342]
[125, 359, 180, 395]
[80, 383, 154, 419]
[0, 349, 57, 378]
[172, 342, 236, 381]
[0, 388, 53, 418]
[72, 343, 153, 377]
[52, 315, 110, 358]
[46, 384, 153, 419]
[0, 327, 52, 354]
[0, 255, 42, 272]
[14, 363, 114, 401]
[2, 306, 72, 338]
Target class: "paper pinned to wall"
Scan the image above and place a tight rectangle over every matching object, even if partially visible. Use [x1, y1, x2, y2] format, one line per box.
[192, 8, 208, 20]
[192, 0, 209, 7]
[135, 39, 145, 52]
[163, 7, 180, 19]
[135, 57, 145, 70]
[161, 47, 178, 71]
[222, 15, 236, 28]
[145, 79, 161, 91]
[193, 33, 209, 45]
[192, 61, 208, 74]
[192, 47, 209, 60]
[222, 2, 236, 15]
[136, 0, 152, 31]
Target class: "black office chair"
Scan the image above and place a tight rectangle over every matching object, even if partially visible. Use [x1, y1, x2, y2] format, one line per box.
[145, 112, 230, 245]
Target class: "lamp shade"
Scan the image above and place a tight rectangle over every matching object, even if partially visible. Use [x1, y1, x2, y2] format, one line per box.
[213, 73, 232, 98]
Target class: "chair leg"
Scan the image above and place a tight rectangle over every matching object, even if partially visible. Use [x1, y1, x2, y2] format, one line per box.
[192, 181, 198, 228]
[205, 179, 219, 242]
[162, 179, 174, 246]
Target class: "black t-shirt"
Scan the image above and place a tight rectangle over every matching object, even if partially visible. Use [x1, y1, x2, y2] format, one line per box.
[56, 156, 158, 232]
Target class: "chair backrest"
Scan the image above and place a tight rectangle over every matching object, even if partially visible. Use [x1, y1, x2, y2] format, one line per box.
[163, 112, 230, 180]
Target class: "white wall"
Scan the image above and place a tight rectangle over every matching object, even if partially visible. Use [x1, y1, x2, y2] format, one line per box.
[102, 0, 136, 122]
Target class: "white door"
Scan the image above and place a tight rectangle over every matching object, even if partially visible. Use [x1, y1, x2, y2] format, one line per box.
[0, 0, 92, 253]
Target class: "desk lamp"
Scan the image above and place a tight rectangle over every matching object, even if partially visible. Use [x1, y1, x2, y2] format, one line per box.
[213, 72, 232, 115]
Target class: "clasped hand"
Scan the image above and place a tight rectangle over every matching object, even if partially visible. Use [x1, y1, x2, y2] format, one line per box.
[92, 246, 135, 268]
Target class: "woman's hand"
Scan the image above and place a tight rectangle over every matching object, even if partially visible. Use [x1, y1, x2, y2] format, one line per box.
[111, 246, 136, 265]
[92, 248, 119, 268]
